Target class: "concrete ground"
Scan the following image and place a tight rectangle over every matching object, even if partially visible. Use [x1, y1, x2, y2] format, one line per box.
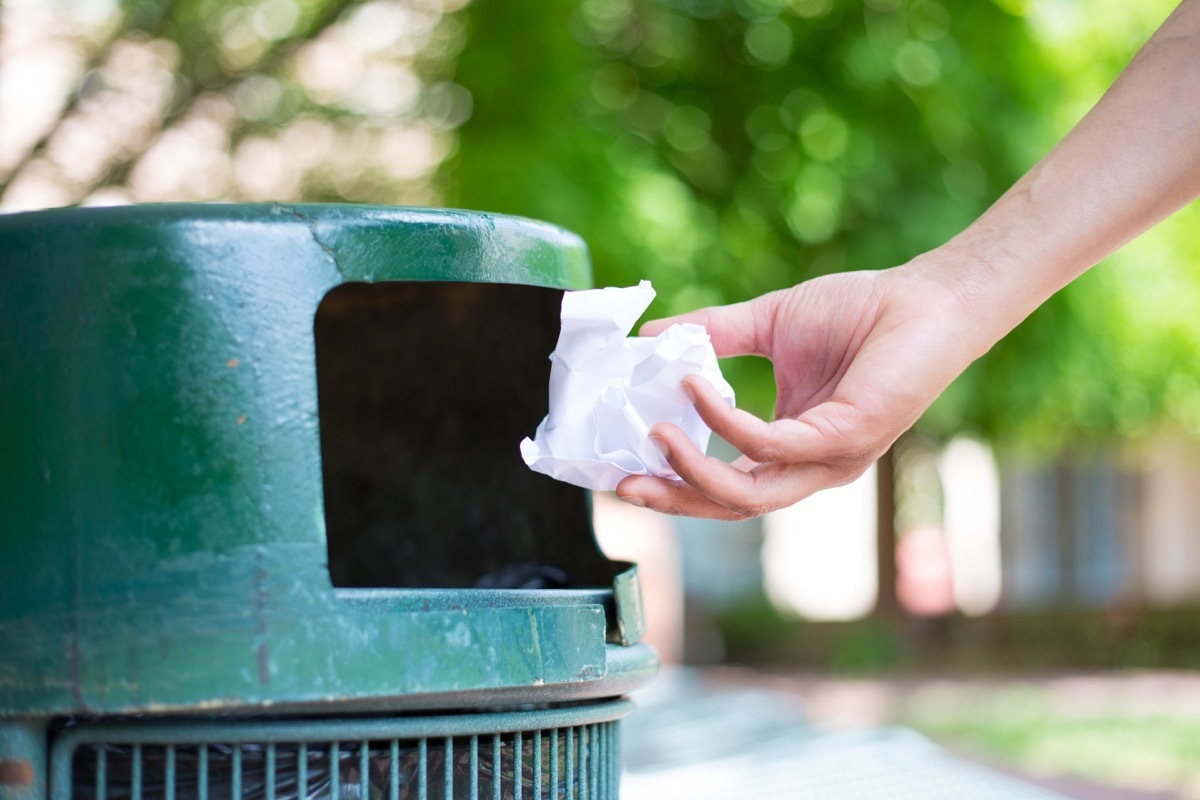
[621, 668, 1200, 800]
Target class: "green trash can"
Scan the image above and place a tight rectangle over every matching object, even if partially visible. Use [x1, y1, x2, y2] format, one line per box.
[0, 204, 657, 800]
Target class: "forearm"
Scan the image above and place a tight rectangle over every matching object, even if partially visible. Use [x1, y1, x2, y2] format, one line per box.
[914, 0, 1200, 359]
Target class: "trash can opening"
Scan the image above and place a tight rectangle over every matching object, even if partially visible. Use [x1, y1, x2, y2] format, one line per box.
[314, 281, 611, 591]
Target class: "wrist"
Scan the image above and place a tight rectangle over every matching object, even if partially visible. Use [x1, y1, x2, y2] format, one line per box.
[898, 241, 1038, 361]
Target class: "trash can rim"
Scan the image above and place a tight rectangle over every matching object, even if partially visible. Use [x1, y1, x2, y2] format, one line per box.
[0, 201, 593, 290]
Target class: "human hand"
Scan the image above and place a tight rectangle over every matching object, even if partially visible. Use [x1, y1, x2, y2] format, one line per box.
[615, 1, 1200, 520]
[615, 264, 982, 519]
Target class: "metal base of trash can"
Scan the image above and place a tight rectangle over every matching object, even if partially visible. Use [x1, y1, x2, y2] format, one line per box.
[53, 699, 631, 800]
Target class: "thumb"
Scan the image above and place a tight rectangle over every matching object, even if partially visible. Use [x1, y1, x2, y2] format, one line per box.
[638, 297, 769, 358]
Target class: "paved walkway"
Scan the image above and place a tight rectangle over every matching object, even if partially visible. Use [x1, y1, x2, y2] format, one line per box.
[621, 668, 1196, 799]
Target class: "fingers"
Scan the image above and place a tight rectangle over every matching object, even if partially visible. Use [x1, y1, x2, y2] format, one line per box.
[682, 374, 878, 467]
[616, 454, 849, 520]
[639, 296, 774, 359]
[615, 419, 856, 519]
[615, 377, 886, 519]
[661, 421, 853, 515]
[616, 475, 751, 521]
[645, 421, 765, 514]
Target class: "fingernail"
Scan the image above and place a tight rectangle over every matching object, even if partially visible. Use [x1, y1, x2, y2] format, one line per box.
[620, 495, 646, 508]
[681, 381, 696, 403]
[650, 434, 670, 458]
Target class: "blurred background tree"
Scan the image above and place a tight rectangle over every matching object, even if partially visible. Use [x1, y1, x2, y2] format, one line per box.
[1, 0, 1196, 439]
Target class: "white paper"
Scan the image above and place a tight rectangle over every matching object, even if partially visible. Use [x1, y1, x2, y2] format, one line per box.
[520, 280, 736, 491]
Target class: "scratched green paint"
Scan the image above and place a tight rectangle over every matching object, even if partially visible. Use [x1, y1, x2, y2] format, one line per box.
[0, 204, 651, 717]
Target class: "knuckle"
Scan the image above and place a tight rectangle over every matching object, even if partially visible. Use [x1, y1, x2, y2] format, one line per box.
[827, 465, 866, 488]
[710, 506, 748, 525]
[823, 432, 890, 475]
[834, 449, 876, 473]
[652, 496, 692, 517]
[741, 439, 779, 463]
[738, 422, 789, 463]
[825, 450, 881, 486]
[728, 499, 771, 519]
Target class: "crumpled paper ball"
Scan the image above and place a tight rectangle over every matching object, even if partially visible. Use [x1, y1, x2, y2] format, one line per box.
[520, 280, 736, 491]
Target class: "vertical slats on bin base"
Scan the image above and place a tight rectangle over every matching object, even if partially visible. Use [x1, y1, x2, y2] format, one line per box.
[598, 725, 604, 799]
[265, 744, 275, 800]
[130, 745, 142, 800]
[607, 723, 615, 800]
[198, 744, 208, 800]
[298, 743, 308, 800]
[550, 729, 559, 800]
[533, 730, 542, 800]
[580, 727, 587, 800]
[164, 745, 175, 800]
[360, 740, 370, 800]
[566, 728, 575, 800]
[63, 711, 625, 800]
[389, 740, 398, 800]
[590, 725, 599, 800]
[94, 746, 106, 800]
[328, 742, 339, 800]
[233, 746, 243, 800]
[491, 735, 501, 800]
[417, 738, 427, 800]
[469, 735, 479, 800]
[595, 725, 603, 800]
[513, 731, 522, 800]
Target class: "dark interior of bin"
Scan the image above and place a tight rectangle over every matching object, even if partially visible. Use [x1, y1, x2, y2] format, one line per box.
[314, 282, 615, 591]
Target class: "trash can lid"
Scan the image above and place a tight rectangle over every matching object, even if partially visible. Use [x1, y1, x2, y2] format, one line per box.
[0, 202, 592, 288]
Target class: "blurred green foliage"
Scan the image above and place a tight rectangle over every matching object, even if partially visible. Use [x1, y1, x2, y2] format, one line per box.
[5, 0, 1195, 447]
[443, 0, 1199, 444]
[448, 0, 1055, 416]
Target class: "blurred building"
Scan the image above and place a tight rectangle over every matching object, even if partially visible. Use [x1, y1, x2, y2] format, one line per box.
[1002, 437, 1200, 611]
[642, 433, 1200, 660]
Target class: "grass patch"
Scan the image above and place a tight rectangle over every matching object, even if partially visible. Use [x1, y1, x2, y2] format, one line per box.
[902, 689, 1200, 793]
